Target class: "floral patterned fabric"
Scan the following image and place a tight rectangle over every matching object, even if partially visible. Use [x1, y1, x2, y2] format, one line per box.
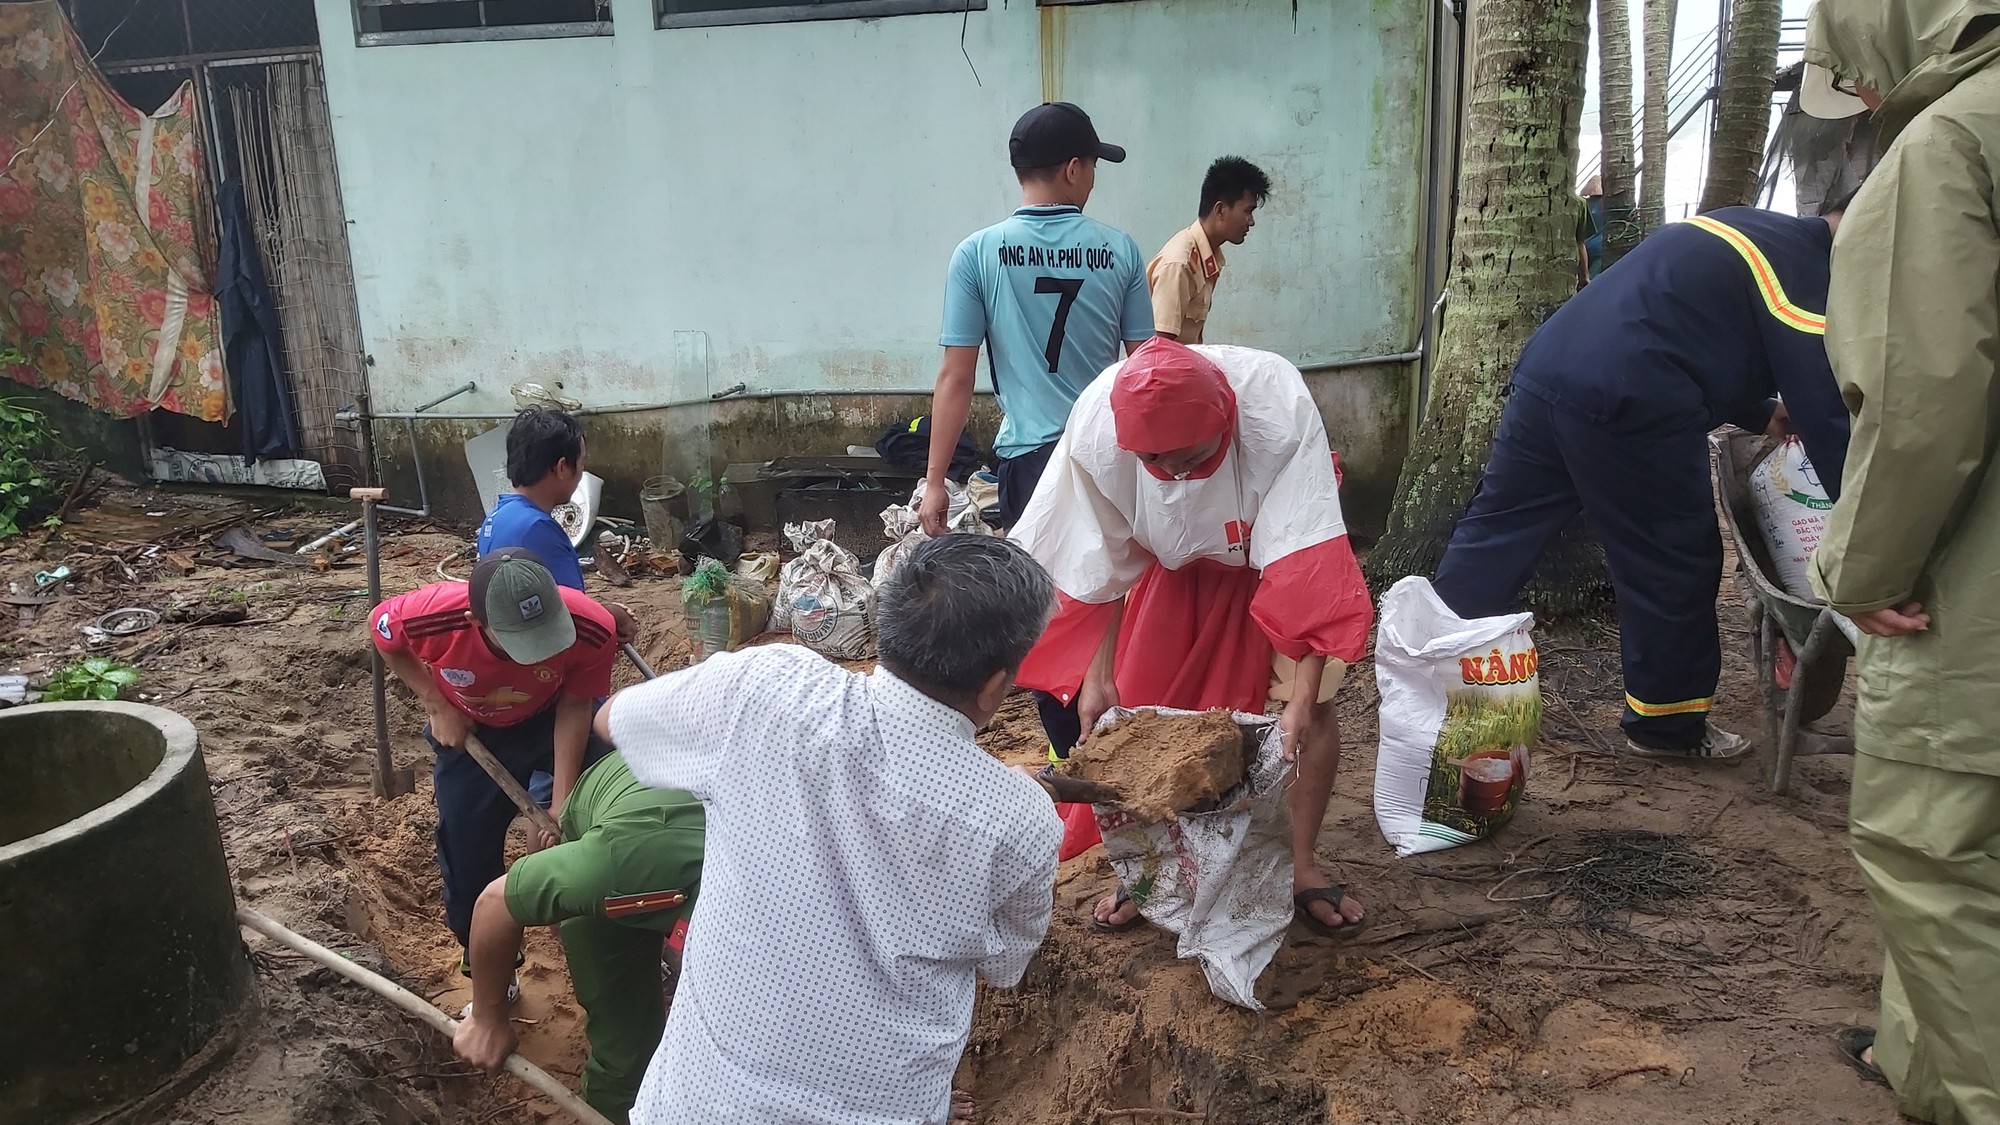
[0, 1, 226, 421]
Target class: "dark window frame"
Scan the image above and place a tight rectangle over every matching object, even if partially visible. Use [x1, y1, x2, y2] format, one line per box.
[655, 0, 986, 32]
[351, 0, 614, 48]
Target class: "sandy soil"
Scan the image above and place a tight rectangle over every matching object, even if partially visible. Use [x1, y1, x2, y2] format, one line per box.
[0, 484, 1900, 1124]
[1066, 709, 1247, 821]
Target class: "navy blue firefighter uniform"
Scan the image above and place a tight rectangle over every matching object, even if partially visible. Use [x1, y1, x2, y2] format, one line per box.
[1432, 205, 1851, 754]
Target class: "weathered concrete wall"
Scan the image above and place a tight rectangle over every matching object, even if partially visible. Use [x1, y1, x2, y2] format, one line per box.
[1308, 363, 1413, 540]
[376, 392, 1007, 535]
[311, 0, 1434, 486]
[376, 362, 1404, 540]
[1, 381, 146, 481]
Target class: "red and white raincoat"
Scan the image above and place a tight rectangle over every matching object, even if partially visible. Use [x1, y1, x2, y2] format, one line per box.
[1011, 340, 1374, 853]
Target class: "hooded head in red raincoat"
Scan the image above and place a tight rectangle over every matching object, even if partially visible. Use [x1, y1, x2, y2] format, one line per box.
[1011, 338, 1373, 863]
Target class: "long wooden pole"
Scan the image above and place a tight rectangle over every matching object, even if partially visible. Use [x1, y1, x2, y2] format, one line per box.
[235, 907, 614, 1125]
[352, 486, 401, 799]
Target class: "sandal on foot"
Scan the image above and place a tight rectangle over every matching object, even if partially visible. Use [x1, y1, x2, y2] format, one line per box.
[1091, 889, 1143, 933]
[1293, 885, 1366, 939]
[1836, 1027, 1888, 1087]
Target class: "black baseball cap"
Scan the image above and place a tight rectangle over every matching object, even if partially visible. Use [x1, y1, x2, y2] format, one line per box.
[1009, 103, 1126, 170]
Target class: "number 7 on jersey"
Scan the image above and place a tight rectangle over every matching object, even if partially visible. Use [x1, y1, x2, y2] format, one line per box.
[1034, 276, 1084, 373]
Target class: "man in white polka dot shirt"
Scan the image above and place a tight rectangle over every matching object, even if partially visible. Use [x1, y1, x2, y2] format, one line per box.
[598, 535, 1065, 1124]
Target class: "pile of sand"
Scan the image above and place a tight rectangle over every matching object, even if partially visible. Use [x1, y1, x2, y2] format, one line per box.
[1064, 709, 1247, 821]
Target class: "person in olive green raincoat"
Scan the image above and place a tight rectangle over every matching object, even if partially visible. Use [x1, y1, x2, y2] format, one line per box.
[1802, 1, 2000, 1121]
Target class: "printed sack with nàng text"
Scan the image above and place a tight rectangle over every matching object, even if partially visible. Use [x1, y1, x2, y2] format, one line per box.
[1373, 576, 1540, 857]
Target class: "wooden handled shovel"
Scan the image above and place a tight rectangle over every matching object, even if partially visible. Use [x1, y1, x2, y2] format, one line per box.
[461, 732, 564, 842]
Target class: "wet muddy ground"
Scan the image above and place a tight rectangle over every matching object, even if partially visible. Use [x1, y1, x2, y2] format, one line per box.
[0, 485, 1897, 1124]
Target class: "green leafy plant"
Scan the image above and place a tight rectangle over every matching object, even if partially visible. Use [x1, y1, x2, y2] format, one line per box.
[687, 471, 732, 503]
[0, 395, 67, 540]
[44, 657, 140, 702]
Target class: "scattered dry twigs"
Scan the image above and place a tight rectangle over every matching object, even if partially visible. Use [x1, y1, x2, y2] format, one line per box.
[1583, 1064, 1694, 1089]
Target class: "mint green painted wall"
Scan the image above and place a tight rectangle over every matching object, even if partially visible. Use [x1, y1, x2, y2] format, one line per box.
[311, 0, 1433, 420]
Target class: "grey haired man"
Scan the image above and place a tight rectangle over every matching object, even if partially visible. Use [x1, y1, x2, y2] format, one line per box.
[597, 535, 1067, 1125]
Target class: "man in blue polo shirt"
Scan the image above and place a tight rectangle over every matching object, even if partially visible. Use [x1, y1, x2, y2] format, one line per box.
[477, 407, 635, 643]
[477, 407, 637, 810]
[919, 102, 1152, 538]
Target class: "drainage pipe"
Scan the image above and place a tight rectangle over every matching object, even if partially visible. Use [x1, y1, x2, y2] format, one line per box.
[348, 347, 1431, 423]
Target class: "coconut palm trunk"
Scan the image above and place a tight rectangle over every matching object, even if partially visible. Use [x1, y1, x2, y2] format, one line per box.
[1638, 0, 1678, 229]
[1699, 0, 1783, 211]
[1365, 0, 1603, 615]
[1597, 0, 1641, 266]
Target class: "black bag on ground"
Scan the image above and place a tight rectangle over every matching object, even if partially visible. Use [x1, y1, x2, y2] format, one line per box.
[678, 515, 744, 575]
[876, 416, 981, 482]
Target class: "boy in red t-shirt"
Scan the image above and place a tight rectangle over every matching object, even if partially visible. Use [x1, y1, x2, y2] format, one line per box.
[372, 548, 618, 995]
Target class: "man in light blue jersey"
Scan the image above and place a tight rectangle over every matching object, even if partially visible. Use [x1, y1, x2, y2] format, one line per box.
[920, 102, 1152, 767]
[920, 102, 1153, 539]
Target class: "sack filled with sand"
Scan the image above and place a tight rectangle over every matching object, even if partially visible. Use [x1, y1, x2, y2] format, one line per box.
[1073, 706, 1293, 1010]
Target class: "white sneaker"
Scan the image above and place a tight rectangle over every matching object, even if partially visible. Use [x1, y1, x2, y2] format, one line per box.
[458, 972, 521, 1020]
[1625, 723, 1753, 762]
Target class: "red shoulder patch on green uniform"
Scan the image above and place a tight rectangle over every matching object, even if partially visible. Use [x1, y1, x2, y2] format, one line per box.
[602, 890, 686, 919]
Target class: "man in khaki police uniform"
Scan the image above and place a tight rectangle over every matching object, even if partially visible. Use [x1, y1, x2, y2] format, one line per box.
[1146, 157, 1271, 344]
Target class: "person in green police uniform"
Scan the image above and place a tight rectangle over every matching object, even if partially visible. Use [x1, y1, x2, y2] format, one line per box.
[451, 750, 704, 1124]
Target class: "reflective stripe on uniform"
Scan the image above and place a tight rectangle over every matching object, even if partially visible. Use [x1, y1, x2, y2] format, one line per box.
[1683, 215, 1827, 335]
[1625, 692, 1714, 718]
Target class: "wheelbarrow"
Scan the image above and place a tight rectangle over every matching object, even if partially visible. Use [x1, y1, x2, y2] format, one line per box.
[1709, 431, 1858, 793]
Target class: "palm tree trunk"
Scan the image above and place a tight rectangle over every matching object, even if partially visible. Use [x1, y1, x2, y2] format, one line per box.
[1699, 0, 1782, 211]
[1639, 0, 1678, 229]
[1596, 0, 1640, 266]
[1366, 0, 1605, 618]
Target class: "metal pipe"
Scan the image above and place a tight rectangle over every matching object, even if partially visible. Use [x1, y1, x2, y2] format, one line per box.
[295, 517, 362, 556]
[357, 390, 380, 488]
[98, 46, 321, 75]
[380, 416, 431, 517]
[351, 352, 1427, 423]
[343, 383, 476, 518]
[621, 642, 659, 680]
[348, 383, 777, 421]
[1299, 348, 1424, 374]
[1413, 0, 1459, 419]
[415, 381, 479, 413]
